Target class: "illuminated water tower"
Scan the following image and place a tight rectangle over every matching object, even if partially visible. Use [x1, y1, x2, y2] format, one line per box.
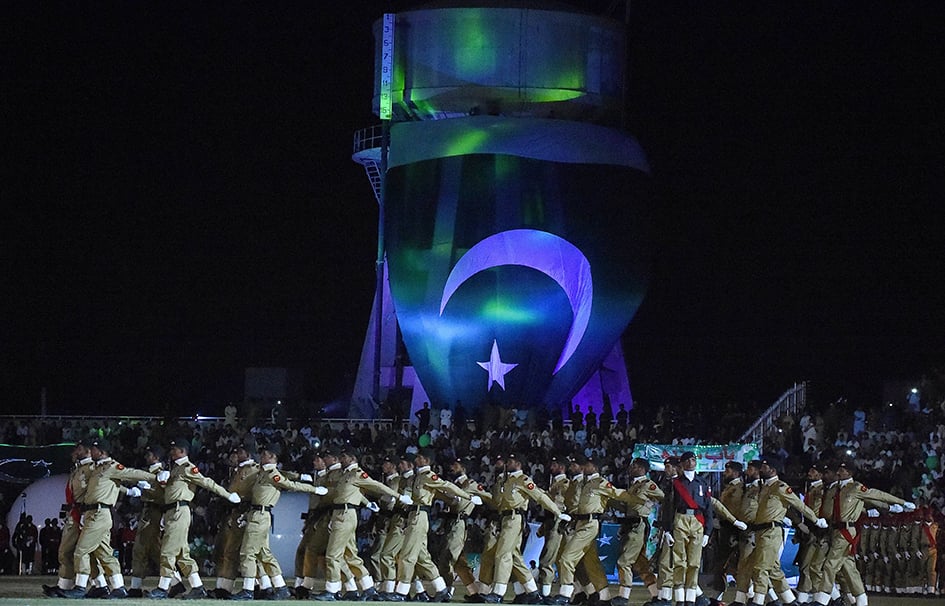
[351, 2, 651, 420]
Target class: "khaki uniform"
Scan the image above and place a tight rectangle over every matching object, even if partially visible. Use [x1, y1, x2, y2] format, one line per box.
[131, 462, 165, 580]
[748, 477, 820, 601]
[217, 459, 259, 582]
[396, 466, 471, 590]
[734, 479, 761, 597]
[74, 458, 154, 581]
[369, 472, 403, 581]
[239, 463, 321, 580]
[816, 478, 904, 601]
[57, 458, 100, 583]
[557, 473, 626, 594]
[918, 520, 938, 593]
[716, 478, 744, 585]
[372, 470, 411, 589]
[538, 473, 570, 591]
[793, 480, 827, 597]
[158, 457, 231, 580]
[325, 464, 400, 590]
[437, 475, 482, 587]
[614, 476, 664, 594]
[490, 470, 561, 592]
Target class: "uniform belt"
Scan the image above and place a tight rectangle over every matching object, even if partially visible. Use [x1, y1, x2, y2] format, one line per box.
[748, 521, 779, 531]
[676, 508, 700, 515]
[620, 516, 643, 526]
[573, 513, 602, 521]
[161, 501, 190, 512]
[328, 503, 358, 511]
[375, 509, 395, 517]
[410, 505, 433, 514]
[250, 504, 274, 512]
[80, 503, 112, 512]
[498, 509, 525, 517]
[832, 521, 856, 529]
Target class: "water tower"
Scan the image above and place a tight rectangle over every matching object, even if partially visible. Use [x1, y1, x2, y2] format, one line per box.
[351, 2, 651, 421]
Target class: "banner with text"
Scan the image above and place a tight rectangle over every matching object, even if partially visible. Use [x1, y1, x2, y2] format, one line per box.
[632, 443, 759, 472]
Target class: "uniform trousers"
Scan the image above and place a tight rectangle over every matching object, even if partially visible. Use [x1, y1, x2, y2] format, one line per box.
[557, 519, 608, 592]
[159, 504, 199, 579]
[617, 521, 656, 590]
[818, 528, 865, 597]
[397, 510, 439, 584]
[131, 504, 162, 578]
[239, 509, 281, 580]
[58, 515, 100, 581]
[671, 513, 704, 590]
[325, 508, 368, 583]
[74, 509, 121, 578]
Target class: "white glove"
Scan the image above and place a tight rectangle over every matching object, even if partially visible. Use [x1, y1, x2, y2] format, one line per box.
[366, 501, 380, 513]
[903, 502, 916, 511]
[156, 470, 170, 483]
[300, 473, 313, 483]
[781, 517, 793, 527]
[815, 518, 828, 529]
[889, 504, 904, 514]
[399, 494, 414, 506]
[314, 486, 328, 495]
[663, 531, 675, 546]
[558, 513, 572, 522]
[701, 534, 709, 547]
[137, 480, 151, 490]
[867, 509, 880, 518]
[126, 487, 142, 498]
[470, 495, 483, 506]
[227, 492, 241, 504]
[733, 520, 748, 531]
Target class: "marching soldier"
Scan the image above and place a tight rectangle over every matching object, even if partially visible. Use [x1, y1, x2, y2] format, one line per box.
[315, 447, 412, 601]
[42, 440, 102, 598]
[389, 448, 476, 602]
[212, 443, 259, 599]
[612, 458, 665, 606]
[128, 444, 167, 597]
[439, 458, 490, 600]
[710, 461, 745, 599]
[812, 460, 914, 606]
[484, 453, 565, 604]
[665, 451, 715, 606]
[61, 438, 155, 599]
[293, 450, 331, 598]
[649, 456, 680, 606]
[374, 455, 415, 598]
[730, 460, 761, 606]
[147, 437, 240, 600]
[791, 463, 827, 605]
[229, 443, 326, 601]
[369, 455, 403, 585]
[537, 457, 569, 598]
[747, 458, 827, 606]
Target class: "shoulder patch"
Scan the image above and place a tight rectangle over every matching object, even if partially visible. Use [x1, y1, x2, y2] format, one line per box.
[860, 485, 868, 492]
[607, 482, 613, 488]
[649, 483, 657, 490]
[431, 474, 439, 481]
[191, 466, 200, 475]
[527, 482, 535, 490]
[786, 486, 793, 494]
[116, 464, 125, 470]
[477, 484, 485, 491]
[361, 472, 369, 479]
[274, 475, 281, 483]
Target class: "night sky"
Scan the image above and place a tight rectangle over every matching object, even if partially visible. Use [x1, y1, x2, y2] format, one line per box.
[4, 2, 944, 417]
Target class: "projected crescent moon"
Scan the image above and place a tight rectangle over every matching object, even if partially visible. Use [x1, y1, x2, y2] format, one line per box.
[439, 229, 592, 374]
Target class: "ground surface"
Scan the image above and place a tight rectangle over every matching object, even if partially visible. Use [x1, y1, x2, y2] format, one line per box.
[1, 577, 938, 605]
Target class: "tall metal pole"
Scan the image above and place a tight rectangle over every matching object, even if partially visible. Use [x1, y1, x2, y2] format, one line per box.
[373, 13, 395, 404]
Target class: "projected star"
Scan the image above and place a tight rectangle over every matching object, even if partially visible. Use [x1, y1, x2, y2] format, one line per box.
[478, 340, 518, 391]
[597, 533, 612, 546]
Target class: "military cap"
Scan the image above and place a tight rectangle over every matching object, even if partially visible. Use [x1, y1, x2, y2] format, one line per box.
[663, 456, 680, 467]
[90, 437, 111, 452]
[417, 448, 436, 461]
[724, 460, 744, 472]
[146, 444, 165, 460]
[259, 442, 281, 456]
[631, 457, 651, 471]
[322, 445, 341, 457]
[836, 460, 855, 472]
[572, 453, 588, 465]
[74, 438, 91, 448]
[746, 459, 764, 469]
[230, 443, 250, 455]
[759, 457, 780, 473]
[680, 451, 697, 462]
[168, 437, 190, 453]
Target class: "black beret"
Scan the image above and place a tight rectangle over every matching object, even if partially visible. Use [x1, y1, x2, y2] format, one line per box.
[146, 445, 165, 459]
[90, 437, 111, 452]
[724, 461, 744, 472]
[168, 438, 190, 453]
[680, 451, 696, 461]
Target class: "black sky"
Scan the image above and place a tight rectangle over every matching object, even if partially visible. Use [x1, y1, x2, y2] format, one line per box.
[3, 2, 944, 416]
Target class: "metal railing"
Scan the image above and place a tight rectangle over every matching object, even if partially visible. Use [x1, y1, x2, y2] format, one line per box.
[738, 381, 807, 453]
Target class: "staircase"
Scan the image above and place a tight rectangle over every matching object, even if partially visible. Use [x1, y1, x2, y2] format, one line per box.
[739, 382, 808, 453]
